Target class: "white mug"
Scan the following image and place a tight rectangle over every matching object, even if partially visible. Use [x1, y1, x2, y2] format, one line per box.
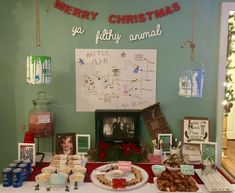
[153, 148, 162, 156]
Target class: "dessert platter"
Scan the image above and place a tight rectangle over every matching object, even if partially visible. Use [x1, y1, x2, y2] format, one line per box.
[90, 163, 149, 190]
[153, 170, 201, 192]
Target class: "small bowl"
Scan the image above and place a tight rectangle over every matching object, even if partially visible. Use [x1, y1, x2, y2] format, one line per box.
[68, 154, 82, 160]
[57, 166, 72, 174]
[109, 169, 124, 178]
[72, 166, 87, 174]
[50, 172, 68, 186]
[35, 173, 50, 187]
[161, 161, 180, 172]
[69, 173, 84, 181]
[69, 173, 85, 187]
[51, 159, 67, 165]
[151, 165, 166, 177]
[161, 154, 185, 172]
[41, 166, 56, 174]
[53, 154, 68, 160]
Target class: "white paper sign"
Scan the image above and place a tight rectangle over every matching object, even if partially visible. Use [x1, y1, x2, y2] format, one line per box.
[75, 49, 157, 111]
[180, 164, 194, 175]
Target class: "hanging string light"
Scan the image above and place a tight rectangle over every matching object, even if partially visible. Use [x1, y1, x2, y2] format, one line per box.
[223, 12, 235, 115]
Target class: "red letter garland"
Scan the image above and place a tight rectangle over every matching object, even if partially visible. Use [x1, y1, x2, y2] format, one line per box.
[54, 0, 181, 24]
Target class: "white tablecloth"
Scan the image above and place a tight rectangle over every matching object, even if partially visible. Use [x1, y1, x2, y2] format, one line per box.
[1, 182, 235, 193]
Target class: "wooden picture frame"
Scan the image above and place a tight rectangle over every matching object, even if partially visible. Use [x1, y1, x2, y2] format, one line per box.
[158, 133, 172, 153]
[76, 134, 91, 155]
[56, 133, 76, 155]
[18, 143, 36, 166]
[200, 142, 217, 164]
[182, 116, 209, 143]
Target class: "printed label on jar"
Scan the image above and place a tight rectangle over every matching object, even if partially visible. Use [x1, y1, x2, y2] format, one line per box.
[38, 114, 50, 123]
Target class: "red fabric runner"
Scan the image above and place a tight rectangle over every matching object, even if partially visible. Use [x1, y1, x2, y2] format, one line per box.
[27, 162, 234, 184]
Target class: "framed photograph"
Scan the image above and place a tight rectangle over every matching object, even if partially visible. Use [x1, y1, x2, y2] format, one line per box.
[18, 143, 36, 166]
[76, 134, 91, 155]
[200, 142, 217, 164]
[182, 116, 209, 143]
[158, 134, 172, 153]
[56, 133, 76, 155]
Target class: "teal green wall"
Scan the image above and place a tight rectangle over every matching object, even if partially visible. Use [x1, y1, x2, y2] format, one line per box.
[0, 0, 231, 171]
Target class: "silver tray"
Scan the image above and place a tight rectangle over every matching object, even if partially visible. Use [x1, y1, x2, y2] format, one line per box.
[195, 169, 233, 192]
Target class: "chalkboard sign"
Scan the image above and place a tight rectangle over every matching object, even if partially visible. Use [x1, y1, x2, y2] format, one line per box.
[158, 134, 172, 153]
[201, 142, 217, 163]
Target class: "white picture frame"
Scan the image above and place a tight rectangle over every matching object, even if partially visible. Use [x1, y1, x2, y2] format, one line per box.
[183, 116, 209, 143]
[76, 134, 91, 155]
[18, 143, 36, 166]
[158, 133, 172, 153]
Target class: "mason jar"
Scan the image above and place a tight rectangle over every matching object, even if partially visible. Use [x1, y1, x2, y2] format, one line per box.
[29, 92, 53, 138]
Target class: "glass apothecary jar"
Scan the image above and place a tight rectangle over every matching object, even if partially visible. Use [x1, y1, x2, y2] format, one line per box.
[29, 92, 54, 138]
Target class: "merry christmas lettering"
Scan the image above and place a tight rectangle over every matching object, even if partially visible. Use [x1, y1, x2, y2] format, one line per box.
[54, 0, 181, 23]
[54, 0, 98, 20]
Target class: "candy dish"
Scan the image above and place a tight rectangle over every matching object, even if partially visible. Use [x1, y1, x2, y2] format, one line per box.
[162, 154, 185, 172]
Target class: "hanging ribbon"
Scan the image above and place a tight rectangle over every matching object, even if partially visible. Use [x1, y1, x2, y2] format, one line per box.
[181, 0, 196, 61]
[35, 0, 40, 47]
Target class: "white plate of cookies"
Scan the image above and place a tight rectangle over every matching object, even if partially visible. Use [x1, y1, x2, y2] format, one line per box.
[90, 163, 148, 191]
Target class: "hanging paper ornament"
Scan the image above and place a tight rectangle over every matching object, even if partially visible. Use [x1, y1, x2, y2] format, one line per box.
[26, 0, 52, 85]
[26, 56, 51, 84]
[178, 68, 204, 98]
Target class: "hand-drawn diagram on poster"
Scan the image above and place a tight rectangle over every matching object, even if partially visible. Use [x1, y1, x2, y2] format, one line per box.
[75, 49, 157, 112]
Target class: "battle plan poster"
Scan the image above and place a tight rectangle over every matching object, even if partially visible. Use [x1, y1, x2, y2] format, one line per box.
[75, 49, 157, 112]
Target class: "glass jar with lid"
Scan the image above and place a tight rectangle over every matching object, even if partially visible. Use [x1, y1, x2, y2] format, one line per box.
[29, 91, 54, 138]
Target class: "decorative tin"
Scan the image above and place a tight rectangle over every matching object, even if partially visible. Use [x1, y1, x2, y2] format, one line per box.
[22, 160, 32, 175]
[12, 168, 23, 188]
[8, 163, 17, 169]
[18, 163, 27, 181]
[13, 160, 22, 166]
[2, 168, 13, 187]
